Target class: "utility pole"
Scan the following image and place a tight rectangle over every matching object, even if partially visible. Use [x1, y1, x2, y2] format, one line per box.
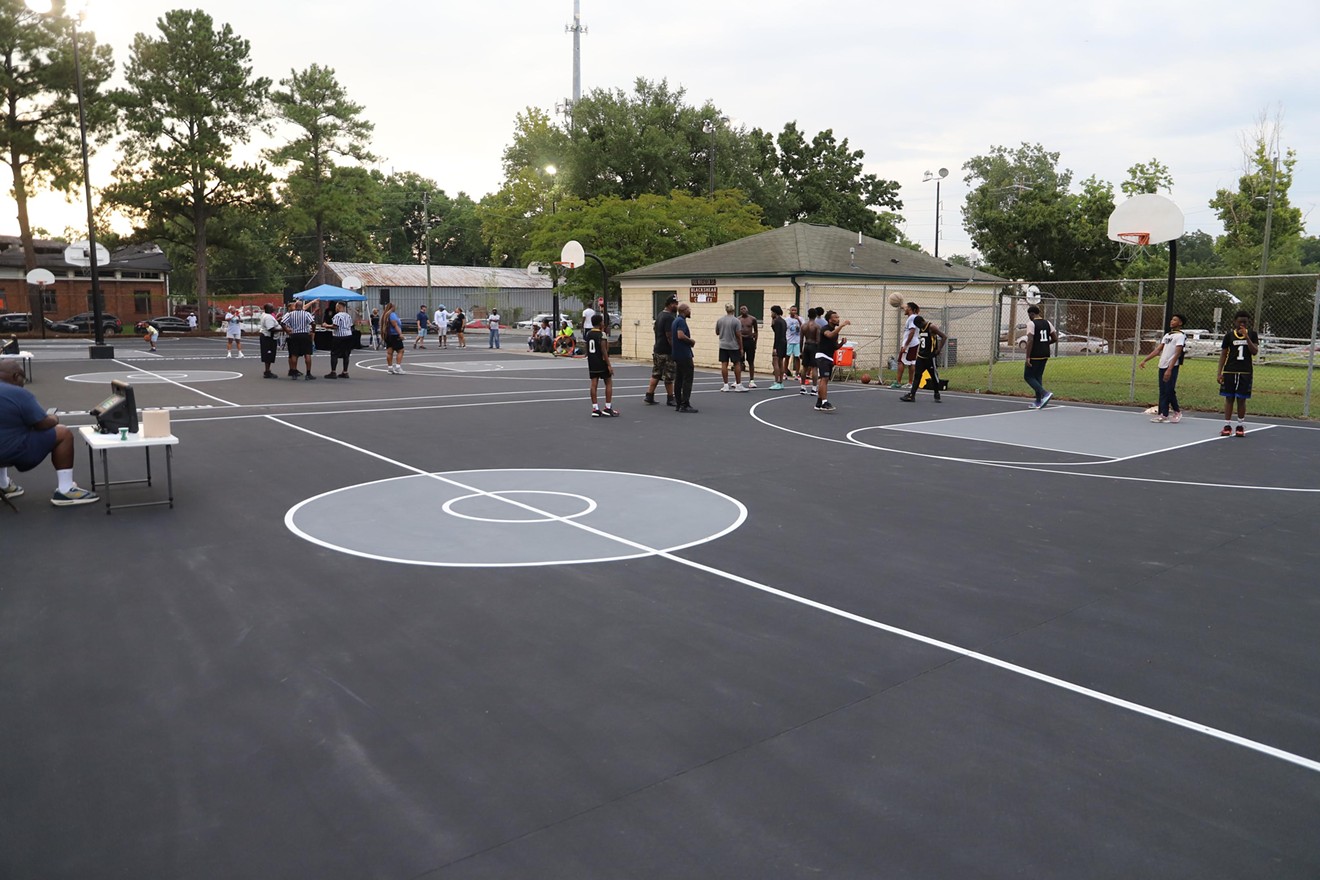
[1254, 154, 1278, 330]
[423, 190, 433, 306]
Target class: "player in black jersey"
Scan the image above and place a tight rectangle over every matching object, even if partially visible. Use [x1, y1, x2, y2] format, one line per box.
[585, 314, 619, 417]
[899, 315, 946, 402]
[1217, 310, 1258, 437]
[1023, 304, 1057, 408]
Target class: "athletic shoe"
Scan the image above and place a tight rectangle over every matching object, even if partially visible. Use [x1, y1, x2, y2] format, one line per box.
[605, 407, 620, 417]
[933, 396, 942, 403]
[393, 367, 404, 374]
[226, 352, 233, 358]
[643, 394, 657, 405]
[899, 394, 915, 402]
[324, 372, 338, 379]
[236, 352, 244, 359]
[733, 384, 748, 392]
[1170, 411, 1181, 423]
[769, 383, 784, 390]
[666, 398, 676, 407]
[1, 482, 24, 500]
[51, 486, 99, 507]
[591, 409, 602, 418]
[1150, 415, 1167, 423]
[748, 381, 757, 389]
[304, 373, 316, 380]
[677, 405, 698, 413]
[262, 372, 277, 379]
[721, 383, 730, 392]
[1027, 402, 1040, 409]
[1039, 391, 1053, 408]
[800, 386, 811, 395]
[1219, 424, 1232, 436]
[288, 369, 301, 377]
[807, 386, 817, 395]
[338, 372, 349, 379]
[815, 401, 836, 412]
[1235, 425, 1245, 437]
[889, 381, 901, 389]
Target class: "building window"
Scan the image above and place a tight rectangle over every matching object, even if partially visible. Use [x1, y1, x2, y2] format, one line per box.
[733, 290, 764, 320]
[652, 290, 677, 316]
[133, 290, 151, 313]
[42, 291, 57, 313]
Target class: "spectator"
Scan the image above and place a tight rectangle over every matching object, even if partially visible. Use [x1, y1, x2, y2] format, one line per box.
[0, 360, 99, 506]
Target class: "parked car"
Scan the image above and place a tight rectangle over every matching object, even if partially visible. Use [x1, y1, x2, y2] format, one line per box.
[57, 311, 122, 334]
[0, 313, 39, 332]
[516, 312, 556, 330]
[135, 316, 193, 333]
[1181, 329, 1221, 357]
[1015, 331, 1109, 354]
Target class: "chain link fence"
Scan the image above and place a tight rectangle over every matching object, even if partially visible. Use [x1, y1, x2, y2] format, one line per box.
[801, 275, 1320, 417]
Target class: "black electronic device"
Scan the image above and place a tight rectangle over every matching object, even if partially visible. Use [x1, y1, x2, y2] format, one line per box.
[90, 379, 138, 435]
[2, 337, 17, 355]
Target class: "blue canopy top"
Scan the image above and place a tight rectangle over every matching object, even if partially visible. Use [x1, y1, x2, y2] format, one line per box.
[295, 283, 367, 302]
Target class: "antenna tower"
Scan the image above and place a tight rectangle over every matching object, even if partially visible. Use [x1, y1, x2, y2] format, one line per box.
[559, 0, 587, 124]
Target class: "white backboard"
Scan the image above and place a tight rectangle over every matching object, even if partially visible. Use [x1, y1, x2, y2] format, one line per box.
[1107, 194, 1184, 245]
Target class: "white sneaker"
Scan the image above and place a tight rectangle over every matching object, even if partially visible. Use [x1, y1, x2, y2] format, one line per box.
[226, 352, 233, 358]
[747, 380, 757, 389]
[733, 384, 748, 392]
[720, 383, 730, 392]
[236, 352, 244, 359]
[1171, 411, 1182, 423]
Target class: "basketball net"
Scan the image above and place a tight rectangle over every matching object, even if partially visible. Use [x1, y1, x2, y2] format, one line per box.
[1115, 231, 1151, 262]
[553, 260, 576, 270]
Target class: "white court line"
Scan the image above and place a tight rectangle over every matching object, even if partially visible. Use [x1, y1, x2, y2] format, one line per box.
[109, 359, 241, 408]
[749, 397, 1320, 493]
[269, 415, 1320, 776]
[862, 422, 1115, 461]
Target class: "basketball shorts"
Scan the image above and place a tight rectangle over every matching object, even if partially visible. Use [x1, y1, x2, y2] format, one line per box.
[718, 348, 740, 363]
[385, 335, 404, 352]
[287, 333, 313, 357]
[786, 343, 801, 358]
[1220, 373, 1252, 399]
[815, 352, 834, 379]
[902, 346, 918, 365]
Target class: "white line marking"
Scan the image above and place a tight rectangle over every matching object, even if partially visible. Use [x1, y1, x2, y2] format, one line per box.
[270, 416, 1320, 776]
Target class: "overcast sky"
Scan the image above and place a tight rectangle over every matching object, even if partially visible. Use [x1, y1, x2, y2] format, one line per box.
[19, 0, 1320, 260]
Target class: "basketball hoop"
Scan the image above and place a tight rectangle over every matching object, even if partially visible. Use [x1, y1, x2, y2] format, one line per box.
[553, 260, 575, 270]
[1115, 232, 1150, 246]
[1115, 232, 1152, 262]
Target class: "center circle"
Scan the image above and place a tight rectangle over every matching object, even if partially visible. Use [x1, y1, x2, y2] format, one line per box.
[286, 468, 747, 568]
[442, 490, 597, 523]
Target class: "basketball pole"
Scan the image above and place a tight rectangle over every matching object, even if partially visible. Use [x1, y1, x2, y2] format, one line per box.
[1164, 239, 1178, 330]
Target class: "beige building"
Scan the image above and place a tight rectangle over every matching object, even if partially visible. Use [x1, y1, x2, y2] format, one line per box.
[616, 223, 1007, 373]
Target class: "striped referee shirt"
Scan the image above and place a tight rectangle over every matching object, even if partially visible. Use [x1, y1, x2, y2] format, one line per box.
[282, 309, 314, 334]
[332, 311, 354, 337]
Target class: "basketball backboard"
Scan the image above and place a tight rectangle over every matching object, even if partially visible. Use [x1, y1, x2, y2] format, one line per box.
[560, 240, 585, 269]
[1107, 194, 1184, 245]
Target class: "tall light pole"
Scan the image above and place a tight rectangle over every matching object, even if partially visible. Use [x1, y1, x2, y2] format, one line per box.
[703, 117, 727, 197]
[28, 0, 112, 358]
[543, 164, 558, 214]
[923, 168, 949, 258]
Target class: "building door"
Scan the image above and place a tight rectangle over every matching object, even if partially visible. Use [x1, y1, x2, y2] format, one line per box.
[733, 290, 764, 320]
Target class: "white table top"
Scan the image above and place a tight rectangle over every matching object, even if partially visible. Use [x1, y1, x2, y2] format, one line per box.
[78, 424, 179, 448]
[0, 350, 32, 358]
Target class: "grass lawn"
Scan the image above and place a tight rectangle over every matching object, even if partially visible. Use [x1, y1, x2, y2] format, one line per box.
[937, 355, 1319, 420]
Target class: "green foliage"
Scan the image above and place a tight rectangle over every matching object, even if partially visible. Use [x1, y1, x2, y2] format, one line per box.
[107, 9, 271, 310]
[769, 121, 904, 239]
[0, 0, 115, 267]
[1121, 159, 1173, 196]
[1209, 142, 1303, 275]
[375, 172, 487, 267]
[962, 143, 1119, 280]
[524, 190, 765, 303]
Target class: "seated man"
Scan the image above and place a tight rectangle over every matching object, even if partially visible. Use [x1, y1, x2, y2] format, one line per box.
[556, 320, 577, 357]
[535, 320, 554, 353]
[0, 360, 99, 506]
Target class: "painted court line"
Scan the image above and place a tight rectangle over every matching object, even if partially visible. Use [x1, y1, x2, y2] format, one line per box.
[270, 415, 1320, 777]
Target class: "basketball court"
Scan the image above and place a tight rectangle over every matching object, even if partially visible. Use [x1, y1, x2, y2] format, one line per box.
[2, 333, 1317, 878]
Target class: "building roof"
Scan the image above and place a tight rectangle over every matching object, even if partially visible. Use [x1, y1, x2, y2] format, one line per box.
[616, 223, 1004, 285]
[0, 236, 171, 273]
[324, 262, 552, 290]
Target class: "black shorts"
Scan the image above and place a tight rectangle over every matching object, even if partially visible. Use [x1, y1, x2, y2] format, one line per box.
[259, 334, 278, 363]
[815, 353, 834, 379]
[802, 345, 817, 367]
[718, 348, 741, 363]
[589, 367, 611, 379]
[287, 333, 313, 357]
[1220, 372, 1253, 399]
[773, 346, 787, 359]
[385, 335, 404, 352]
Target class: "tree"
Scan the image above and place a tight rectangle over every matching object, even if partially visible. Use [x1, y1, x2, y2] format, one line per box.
[1121, 159, 1173, 196]
[267, 63, 377, 285]
[524, 189, 765, 304]
[962, 143, 1119, 280]
[1209, 119, 1303, 276]
[0, 0, 114, 271]
[107, 9, 270, 314]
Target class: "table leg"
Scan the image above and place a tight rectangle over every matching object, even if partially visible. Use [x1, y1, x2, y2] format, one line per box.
[86, 441, 96, 490]
[101, 448, 111, 515]
[165, 446, 174, 508]
[145, 447, 153, 487]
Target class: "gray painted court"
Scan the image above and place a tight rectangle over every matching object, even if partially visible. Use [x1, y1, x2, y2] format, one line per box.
[2, 336, 1318, 879]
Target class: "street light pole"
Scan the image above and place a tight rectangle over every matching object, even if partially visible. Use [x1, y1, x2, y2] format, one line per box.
[923, 168, 949, 259]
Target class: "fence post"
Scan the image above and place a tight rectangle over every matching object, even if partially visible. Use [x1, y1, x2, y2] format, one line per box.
[1128, 281, 1144, 402]
[1305, 278, 1319, 419]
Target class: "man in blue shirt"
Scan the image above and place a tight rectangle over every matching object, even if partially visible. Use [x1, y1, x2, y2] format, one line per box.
[0, 361, 99, 506]
[669, 302, 698, 413]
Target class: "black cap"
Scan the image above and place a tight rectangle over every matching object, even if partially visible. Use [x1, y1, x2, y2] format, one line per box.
[665, 294, 679, 304]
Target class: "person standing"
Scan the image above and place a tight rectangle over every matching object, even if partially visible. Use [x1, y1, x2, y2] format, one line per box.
[1217, 310, 1259, 437]
[258, 303, 282, 378]
[325, 301, 355, 378]
[585, 314, 618, 417]
[381, 303, 405, 374]
[785, 304, 803, 381]
[0, 361, 99, 506]
[434, 305, 448, 348]
[488, 308, 501, 349]
[224, 305, 244, 358]
[800, 307, 821, 394]
[768, 305, 788, 390]
[1140, 313, 1186, 423]
[892, 302, 920, 389]
[814, 310, 849, 412]
[738, 304, 760, 388]
[643, 294, 678, 406]
[413, 307, 429, 349]
[186, 312, 198, 332]
[281, 299, 316, 379]
[581, 302, 596, 338]
[453, 307, 467, 348]
[900, 315, 946, 403]
[715, 303, 745, 392]
[670, 302, 698, 413]
[369, 308, 381, 350]
[1022, 304, 1056, 409]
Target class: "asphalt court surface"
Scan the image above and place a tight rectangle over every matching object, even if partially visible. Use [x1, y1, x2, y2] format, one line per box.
[3, 335, 1319, 878]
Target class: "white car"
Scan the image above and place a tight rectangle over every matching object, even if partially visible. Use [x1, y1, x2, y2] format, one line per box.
[1015, 332, 1109, 354]
[516, 312, 557, 330]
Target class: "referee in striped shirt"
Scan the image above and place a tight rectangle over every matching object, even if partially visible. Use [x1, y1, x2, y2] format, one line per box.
[281, 299, 317, 379]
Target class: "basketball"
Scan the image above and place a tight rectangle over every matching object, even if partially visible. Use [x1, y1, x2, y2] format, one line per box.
[887, 293, 904, 308]
[861, 373, 871, 384]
